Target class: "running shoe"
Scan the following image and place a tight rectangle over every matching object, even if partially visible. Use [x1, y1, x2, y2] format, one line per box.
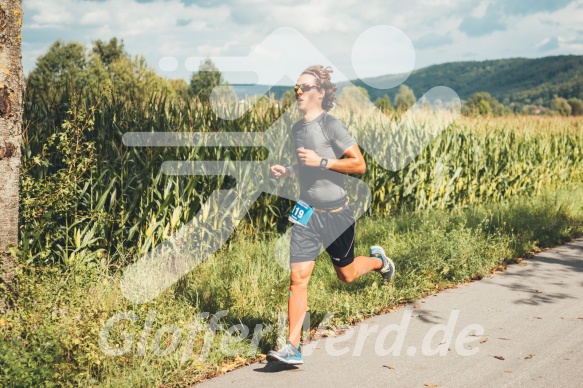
[371, 245, 395, 280]
[266, 341, 303, 365]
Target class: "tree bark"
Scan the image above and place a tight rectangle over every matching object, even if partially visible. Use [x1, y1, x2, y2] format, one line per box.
[0, 0, 24, 312]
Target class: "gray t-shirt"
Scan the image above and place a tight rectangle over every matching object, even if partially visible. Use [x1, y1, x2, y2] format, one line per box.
[292, 112, 356, 208]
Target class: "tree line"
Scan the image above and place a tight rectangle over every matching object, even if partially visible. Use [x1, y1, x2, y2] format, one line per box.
[349, 54, 583, 114]
[27, 38, 226, 107]
[340, 86, 583, 116]
[27, 38, 583, 118]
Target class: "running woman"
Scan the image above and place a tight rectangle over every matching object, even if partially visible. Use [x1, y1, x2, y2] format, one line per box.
[267, 65, 395, 365]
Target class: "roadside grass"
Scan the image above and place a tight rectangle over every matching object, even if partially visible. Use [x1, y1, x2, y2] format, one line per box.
[1, 183, 583, 387]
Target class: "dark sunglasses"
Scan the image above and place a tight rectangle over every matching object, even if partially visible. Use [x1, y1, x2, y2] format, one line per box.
[294, 84, 319, 93]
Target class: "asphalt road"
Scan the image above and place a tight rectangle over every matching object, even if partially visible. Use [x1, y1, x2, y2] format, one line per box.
[199, 237, 583, 388]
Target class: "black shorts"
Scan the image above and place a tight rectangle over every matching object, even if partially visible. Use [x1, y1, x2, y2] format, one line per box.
[290, 203, 355, 267]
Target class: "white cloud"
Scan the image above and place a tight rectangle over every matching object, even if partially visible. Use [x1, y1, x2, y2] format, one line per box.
[470, 1, 491, 18]
[80, 10, 109, 26]
[21, 0, 583, 83]
[26, 0, 75, 28]
[538, 37, 560, 52]
[197, 39, 240, 57]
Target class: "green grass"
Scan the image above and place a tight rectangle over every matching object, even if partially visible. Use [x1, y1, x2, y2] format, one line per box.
[2, 183, 583, 387]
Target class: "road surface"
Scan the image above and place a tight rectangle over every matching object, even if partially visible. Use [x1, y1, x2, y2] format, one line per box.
[200, 237, 583, 387]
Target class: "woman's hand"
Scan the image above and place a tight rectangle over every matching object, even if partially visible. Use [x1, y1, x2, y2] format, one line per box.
[297, 147, 322, 167]
[270, 164, 289, 179]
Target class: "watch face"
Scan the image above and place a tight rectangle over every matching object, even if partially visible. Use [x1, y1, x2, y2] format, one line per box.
[320, 158, 328, 169]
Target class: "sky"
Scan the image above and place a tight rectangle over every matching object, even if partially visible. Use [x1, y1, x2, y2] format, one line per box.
[22, 0, 583, 85]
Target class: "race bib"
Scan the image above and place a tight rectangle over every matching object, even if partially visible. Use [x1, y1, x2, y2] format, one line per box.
[288, 200, 314, 227]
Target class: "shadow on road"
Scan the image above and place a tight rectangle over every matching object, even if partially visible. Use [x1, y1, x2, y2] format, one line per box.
[485, 240, 583, 305]
[252, 362, 300, 373]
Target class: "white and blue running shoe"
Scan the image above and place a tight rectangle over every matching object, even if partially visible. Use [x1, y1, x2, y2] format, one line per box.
[266, 341, 303, 365]
[371, 245, 396, 281]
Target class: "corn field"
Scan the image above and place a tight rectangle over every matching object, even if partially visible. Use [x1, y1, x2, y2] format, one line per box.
[20, 88, 583, 266]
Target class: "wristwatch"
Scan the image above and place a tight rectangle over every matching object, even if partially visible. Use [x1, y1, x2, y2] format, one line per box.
[320, 158, 328, 170]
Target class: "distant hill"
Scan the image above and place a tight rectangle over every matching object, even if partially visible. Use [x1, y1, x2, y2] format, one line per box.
[242, 55, 583, 107]
[352, 55, 583, 106]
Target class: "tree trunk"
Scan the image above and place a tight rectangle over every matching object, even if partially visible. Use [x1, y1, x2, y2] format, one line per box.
[0, 0, 24, 312]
